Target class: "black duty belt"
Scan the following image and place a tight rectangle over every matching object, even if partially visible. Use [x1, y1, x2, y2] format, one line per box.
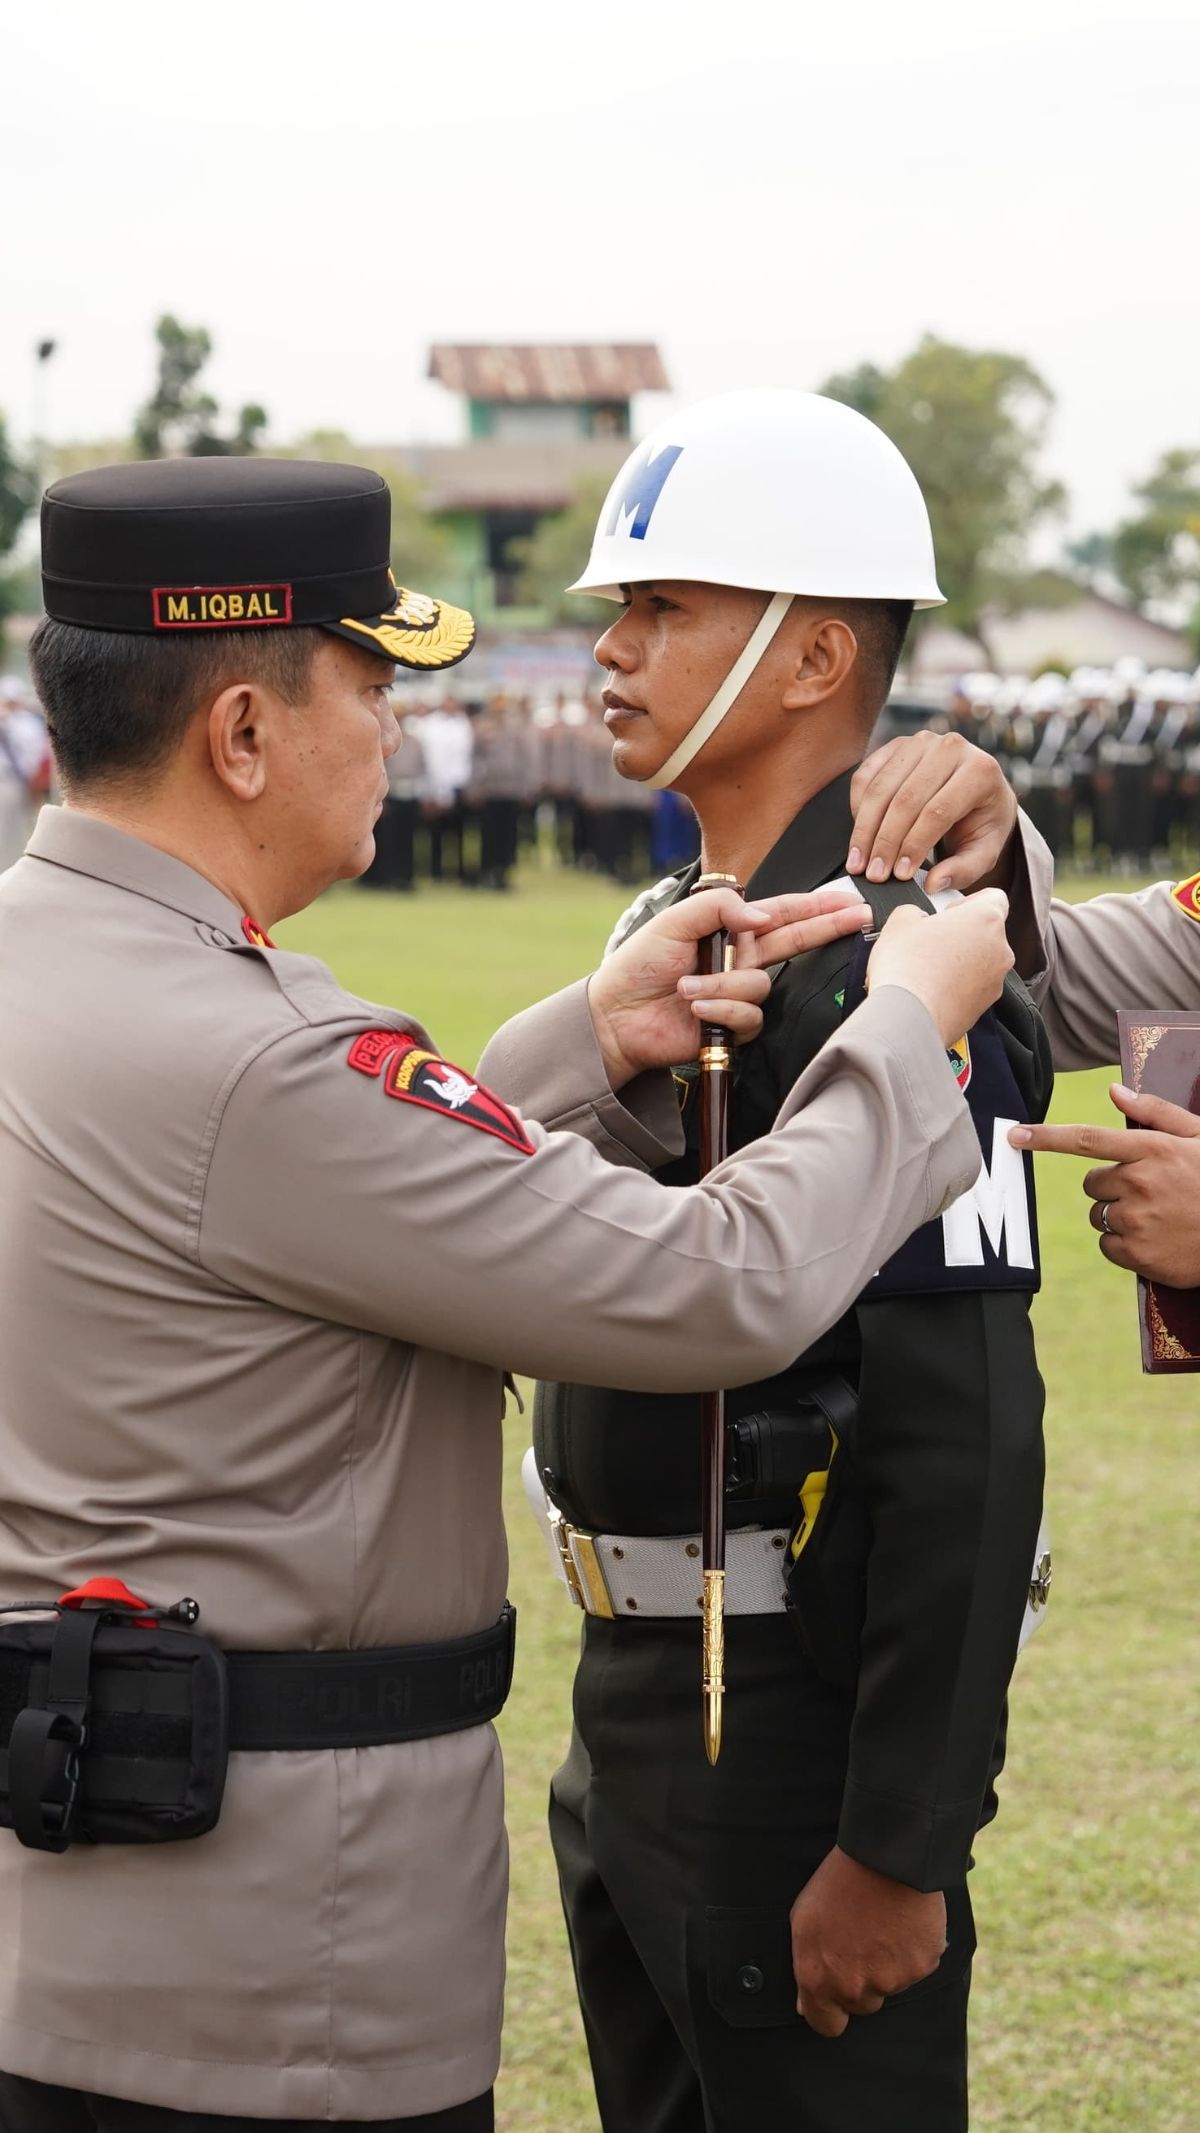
[0, 1588, 516, 1854]
[225, 1606, 517, 1750]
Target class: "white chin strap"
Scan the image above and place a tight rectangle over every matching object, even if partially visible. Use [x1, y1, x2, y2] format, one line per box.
[641, 590, 794, 791]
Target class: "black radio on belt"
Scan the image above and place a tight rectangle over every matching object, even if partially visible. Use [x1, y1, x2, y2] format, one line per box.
[0, 1578, 516, 1855]
[725, 1378, 858, 1505]
[725, 1382, 870, 1688]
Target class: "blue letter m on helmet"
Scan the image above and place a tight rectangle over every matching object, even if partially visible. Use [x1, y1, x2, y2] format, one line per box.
[605, 444, 684, 541]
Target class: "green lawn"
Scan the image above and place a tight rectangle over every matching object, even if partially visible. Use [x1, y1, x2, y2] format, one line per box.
[280, 869, 1199, 2133]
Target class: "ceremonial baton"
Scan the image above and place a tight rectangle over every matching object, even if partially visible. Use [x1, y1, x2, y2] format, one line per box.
[689, 871, 742, 1764]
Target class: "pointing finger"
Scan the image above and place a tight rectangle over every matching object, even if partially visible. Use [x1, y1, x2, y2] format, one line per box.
[1008, 1121, 1146, 1162]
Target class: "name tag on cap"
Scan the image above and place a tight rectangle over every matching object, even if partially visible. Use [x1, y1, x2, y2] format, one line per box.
[151, 583, 293, 628]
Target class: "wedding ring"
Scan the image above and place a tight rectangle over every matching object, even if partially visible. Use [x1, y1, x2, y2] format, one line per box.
[1099, 1202, 1114, 1235]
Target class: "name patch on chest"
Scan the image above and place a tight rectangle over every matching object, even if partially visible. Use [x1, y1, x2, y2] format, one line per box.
[346, 1028, 534, 1154]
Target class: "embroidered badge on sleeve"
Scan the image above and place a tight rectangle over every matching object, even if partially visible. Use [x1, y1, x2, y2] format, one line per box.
[1170, 872, 1200, 925]
[346, 1029, 535, 1154]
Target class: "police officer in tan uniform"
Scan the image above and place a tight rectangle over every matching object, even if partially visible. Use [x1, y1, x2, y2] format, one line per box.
[0, 457, 1013, 2132]
[847, 727, 1200, 1283]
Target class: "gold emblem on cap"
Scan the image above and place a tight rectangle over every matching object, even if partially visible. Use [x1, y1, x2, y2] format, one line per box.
[392, 588, 439, 631]
[338, 586, 477, 671]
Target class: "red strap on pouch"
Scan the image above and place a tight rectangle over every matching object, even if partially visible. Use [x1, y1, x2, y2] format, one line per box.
[58, 1577, 158, 1628]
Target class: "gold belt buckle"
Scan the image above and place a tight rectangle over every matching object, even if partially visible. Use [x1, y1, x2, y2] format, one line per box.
[551, 1516, 615, 1620]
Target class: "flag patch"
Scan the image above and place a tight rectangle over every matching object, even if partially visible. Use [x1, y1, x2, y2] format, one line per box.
[948, 1034, 972, 1091]
[346, 1029, 534, 1154]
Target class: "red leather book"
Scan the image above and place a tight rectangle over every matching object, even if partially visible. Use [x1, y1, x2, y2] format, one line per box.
[1117, 1011, 1200, 1373]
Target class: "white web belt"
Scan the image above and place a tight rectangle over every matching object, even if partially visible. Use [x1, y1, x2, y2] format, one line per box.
[522, 1448, 1051, 1642]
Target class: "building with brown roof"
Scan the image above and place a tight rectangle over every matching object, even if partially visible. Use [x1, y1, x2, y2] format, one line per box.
[400, 344, 670, 621]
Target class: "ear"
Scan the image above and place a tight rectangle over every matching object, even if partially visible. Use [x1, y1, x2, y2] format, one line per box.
[779, 616, 860, 713]
[206, 681, 273, 802]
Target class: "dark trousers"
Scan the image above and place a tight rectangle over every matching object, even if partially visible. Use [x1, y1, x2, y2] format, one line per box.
[365, 796, 420, 889]
[428, 801, 465, 883]
[551, 1615, 973, 2133]
[478, 798, 519, 887]
[0, 2074, 493, 2132]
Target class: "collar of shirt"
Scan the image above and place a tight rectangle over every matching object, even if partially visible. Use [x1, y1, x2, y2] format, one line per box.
[667, 766, 858, 910]
[25, 805, 249, 942]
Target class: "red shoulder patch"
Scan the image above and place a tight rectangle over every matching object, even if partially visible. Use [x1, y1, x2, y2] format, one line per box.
[347, 1029, 534, 1155]
[1170, 873, 1200, 925]
[242, 915, 278, 949]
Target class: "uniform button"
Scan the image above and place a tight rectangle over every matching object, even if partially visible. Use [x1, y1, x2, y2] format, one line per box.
[196, 922, 235, 949]
[737, 1964, 764, 1994]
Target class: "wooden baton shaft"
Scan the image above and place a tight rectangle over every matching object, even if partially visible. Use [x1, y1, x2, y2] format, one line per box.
[690, 873, 741, 1763]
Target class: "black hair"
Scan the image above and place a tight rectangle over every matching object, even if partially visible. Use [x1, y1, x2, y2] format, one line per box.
[844, 599, 914, 713]
[28, 618, 323, 792]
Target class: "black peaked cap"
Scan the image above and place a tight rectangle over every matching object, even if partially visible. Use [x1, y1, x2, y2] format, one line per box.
[40, 458, 475, 671]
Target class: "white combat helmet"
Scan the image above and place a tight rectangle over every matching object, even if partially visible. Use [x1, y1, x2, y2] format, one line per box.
[568, 388, 943, 788]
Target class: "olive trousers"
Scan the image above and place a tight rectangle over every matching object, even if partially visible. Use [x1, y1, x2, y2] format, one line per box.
[551, 1615, 974, 2133]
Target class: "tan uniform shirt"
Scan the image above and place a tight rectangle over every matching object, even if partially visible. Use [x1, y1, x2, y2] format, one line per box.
[0, 807, 979, 2120]
[1013, 814, 1200, 1068]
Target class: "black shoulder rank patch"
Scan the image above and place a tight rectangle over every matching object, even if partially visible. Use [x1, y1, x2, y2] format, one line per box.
[346, 1029, 534, 1154]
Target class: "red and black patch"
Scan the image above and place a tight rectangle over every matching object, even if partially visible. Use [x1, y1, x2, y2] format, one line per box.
[347, 1029, 534, 1154]
[241, 915, 278, 949]
[1171, 872, 1200, 925]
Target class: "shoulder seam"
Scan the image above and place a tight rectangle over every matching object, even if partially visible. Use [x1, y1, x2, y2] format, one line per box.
[186, 1013, 400, 1266]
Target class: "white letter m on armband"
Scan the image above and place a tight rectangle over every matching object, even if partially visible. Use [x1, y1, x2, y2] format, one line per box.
[941, 1118, 1034, 1270]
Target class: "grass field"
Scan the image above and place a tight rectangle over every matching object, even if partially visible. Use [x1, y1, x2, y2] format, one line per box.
[280, 867, 1199, 2133]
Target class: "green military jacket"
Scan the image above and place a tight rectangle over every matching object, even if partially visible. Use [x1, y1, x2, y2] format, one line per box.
[535, 769, 1052, 1891]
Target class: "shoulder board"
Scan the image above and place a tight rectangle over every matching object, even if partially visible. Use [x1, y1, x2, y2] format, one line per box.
[222, 930, 435, 1050]
[604, 872, 688, 958]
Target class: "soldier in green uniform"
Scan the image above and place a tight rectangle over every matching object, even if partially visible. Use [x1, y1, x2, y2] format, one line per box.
[511, 391, 1051, 2133]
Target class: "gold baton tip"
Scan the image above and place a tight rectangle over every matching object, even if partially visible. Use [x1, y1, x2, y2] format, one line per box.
[704, 1690, 724, 1766]
[702, 1569, 726, 1764]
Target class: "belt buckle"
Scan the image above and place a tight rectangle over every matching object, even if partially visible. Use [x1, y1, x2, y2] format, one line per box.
[550, 1517, 615, 1620]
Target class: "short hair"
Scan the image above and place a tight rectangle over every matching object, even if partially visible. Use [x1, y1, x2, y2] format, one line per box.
[28, 618, 323, 792]
[842, 599, 914, 715]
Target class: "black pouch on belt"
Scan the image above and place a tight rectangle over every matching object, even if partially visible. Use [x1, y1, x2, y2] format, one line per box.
[0, 1600, 229, 1854]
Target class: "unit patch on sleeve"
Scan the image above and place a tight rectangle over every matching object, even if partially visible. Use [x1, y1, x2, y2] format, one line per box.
[1170, 872, 1200, 925]
[346, 1029, 534, 1154]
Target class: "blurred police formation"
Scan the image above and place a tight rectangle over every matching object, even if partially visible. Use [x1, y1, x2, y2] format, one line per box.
[362, 689, 701, 892]
[900, 659, 1200, 872]
[9, 658, 1200, 890]
[0, 676, 52, 873]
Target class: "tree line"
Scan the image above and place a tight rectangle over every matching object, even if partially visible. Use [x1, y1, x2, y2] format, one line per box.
[2, 317, 1198, 659]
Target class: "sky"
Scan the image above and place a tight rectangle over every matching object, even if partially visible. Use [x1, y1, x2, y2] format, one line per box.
[2, 0, 1196, 542]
